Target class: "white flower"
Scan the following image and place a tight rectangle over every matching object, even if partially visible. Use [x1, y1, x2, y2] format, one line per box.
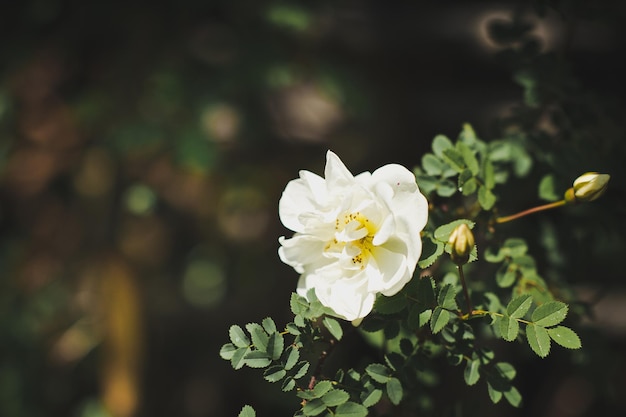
[278, 150, 428, 322]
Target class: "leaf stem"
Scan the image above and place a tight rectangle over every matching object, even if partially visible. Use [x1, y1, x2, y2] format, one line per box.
[457, 265, 473, 317]
[495, 199, 567, 224]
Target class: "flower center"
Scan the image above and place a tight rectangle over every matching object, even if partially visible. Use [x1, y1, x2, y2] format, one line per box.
[324, 211, 377, 269]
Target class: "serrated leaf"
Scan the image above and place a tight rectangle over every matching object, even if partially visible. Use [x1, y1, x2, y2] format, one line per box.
[437, 284, 458, 310]
[281, 376, 296, 392]
[264, 365, 287, 382]
[461, 178, 478, 196]
[231, 347, 250, 370]
[418, 238, 444, 269]
[267, 332, 284, 360]
[290, 293, 309, 316]
[442, 148, 465, 172]
[302, 398, 326, 416]
[464, 359, 481, 386]
[547, 326, 582, 349]
[422, 153, 445, 176]
[408, 304, 431, 329]
[499, 316, 519, 342]
[494, 362, 516, 381]
[244, 350, 272, 368]
[526, 324, 551, 358]
[478, 185, 496, 210]
[322, 389, 350, 407]
[219, 343, 237, 360]
[432, 134, 454, 157]
[312, 380, 334, 397]
[506, 294, 533, 319]
[532, 301, 568, 327]
[262, 317, 277, 334]
[286, 322, 301, 335]
[374, 293, 407, 315]
[430, 306, 450, 334]
[229, 325, 250, 348]
[360, 388, 383, 407]
[365, 363, 391, 383]
[284, 345, 300, 370]
[238, 405, 256, 417]
[246, 323, 269, 352]
[293, 361, 310, 379]
[334, 402, 368, 417]
[434, 219, 475, 242]
[386, 377, 403, 405]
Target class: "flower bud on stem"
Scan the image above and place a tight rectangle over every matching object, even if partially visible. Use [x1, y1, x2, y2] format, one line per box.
[448, 224, 475, 316]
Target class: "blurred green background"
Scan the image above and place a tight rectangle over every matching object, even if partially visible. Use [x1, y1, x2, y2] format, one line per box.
[1, 1, 625, 416]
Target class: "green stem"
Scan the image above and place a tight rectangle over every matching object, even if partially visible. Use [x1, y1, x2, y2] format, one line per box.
[457, 265, 473, 317]
[495, 199, 567, 224]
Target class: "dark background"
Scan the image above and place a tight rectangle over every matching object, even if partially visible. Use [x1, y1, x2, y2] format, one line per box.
[1, 1, 625, 416]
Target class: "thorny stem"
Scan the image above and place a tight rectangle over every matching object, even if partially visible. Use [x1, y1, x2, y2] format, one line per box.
[457, 265, 473, 317]
[495, 199, 567, 223]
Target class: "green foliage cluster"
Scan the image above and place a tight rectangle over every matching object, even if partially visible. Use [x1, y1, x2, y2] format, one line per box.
[222, 123, 592, 416]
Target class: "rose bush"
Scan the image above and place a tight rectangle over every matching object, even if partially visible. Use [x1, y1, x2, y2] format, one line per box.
[278, 150, 428, 321]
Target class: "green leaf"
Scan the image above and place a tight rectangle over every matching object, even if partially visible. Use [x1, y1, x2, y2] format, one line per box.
[504, 385, 522, 408]
[458, 142, 479, 175]
[432, 134, 454, 157]
[386, 377, 403, 405]
[290, 293, 309, 315]
[506, 294, 533, 319]
[416, 276, 436, 307]
[293, 361, 310, 379]
[434, 219, 475, 243]
[503, 238, 528, 256]
[322, 389, 350, 407]
[408, 304, 431, 329]
[487, 382, 502, 404]
[531, 301, 568, 327]
[436, 179, 457, 197]
[219, 343, 237, 360]
[302, 398, 326, 416]
[262, 317, 277, 334]
[334, 402, 368, 417]
[231, 347, 250, 370]
[246, 323, 269, 352]
[244, 350, 272, 368]
[229, 325, 250, 348]
[422, 153, 445, 176]
[461, 177, 478, 196]
[496, 263, 517, 288]
[478, 185, 496, 210]
[418, 238, 445, 269]
[360, 388, 383, 407]
[284, 345, 300, 370]
[264, 365, 287, 382]
[499, 316, 520, 342]
[483, 158, 495, 189]
[286, 322, 301, 335]
[374, 293, 407, 315]
[547, 326, 582, 349]
[464, 359, 481, 386]
[526, 324, 551, 358]
[365, 363, 391, 383]
[458, 168, 473, 188]
[442, 148, 465, 172]
[312, 380, 334, 397]
[281, 377, 296, 392]
[430, 306, 450, 334]
[437, 284, 458, 310]
[494, 362, 516, 381]
[538, 174, 560, 202]
[267, 332, 284, 360]
[322, 317, 343, 341]
[238, 405, 256, 417]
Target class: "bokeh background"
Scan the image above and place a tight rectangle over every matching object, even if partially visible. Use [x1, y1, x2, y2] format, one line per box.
[1, 1, 625, 416]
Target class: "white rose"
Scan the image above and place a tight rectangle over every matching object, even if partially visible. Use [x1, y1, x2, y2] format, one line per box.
[278, 150, 429, 322]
